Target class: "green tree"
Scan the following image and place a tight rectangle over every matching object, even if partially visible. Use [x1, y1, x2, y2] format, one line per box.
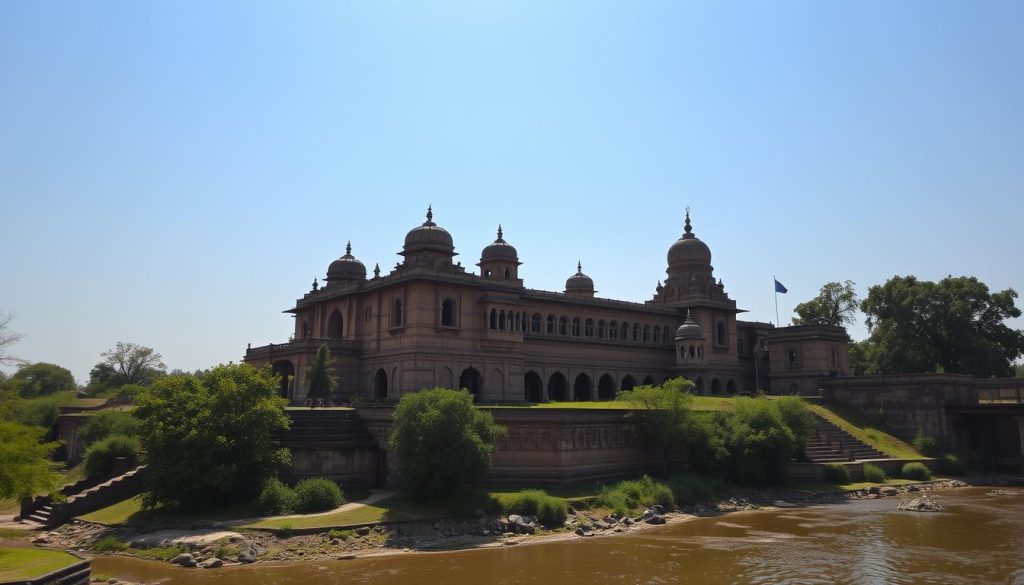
[78, 410, 142, 446]
[134, 363, 290, 510]
[617, 377, 697, 472]
[0, 312, 25, 368]
[0, 421, 59, 499]
[10, 362, 76, 398]
[860, 275, 1024, 377]
[792, 280, 859, 327]
[721, 397, 800, 484]
[87, 342, 166, 394]
[304, 344, 336, 406]
[390, 388, 506, 500]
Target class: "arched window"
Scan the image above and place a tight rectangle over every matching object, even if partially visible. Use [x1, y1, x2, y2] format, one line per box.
[642, 325, 650, 342]
[716, 321, 726, 345]
[632, 323, 640, 341]
[584, 319, 594, 337]
[619, 322, 628, 340]
[571, 317, 581, 336]
[737, 338, 744, 354]
[597, 320, 606, 338]
[547, 314, 556, 334]
[652, 326, 660, 343]
[301, 320, 310, 338]
[392, 299, 403, 328]
[532, 313, 542, 333]
[610, 321, 619, 339]
[499, 311, 506, 330]
[441, 299, 455, 327]
[490, 309, 498, 330]
[663, 326, 671, 343]
[504, 268, 511, 279]
[689, 345, 695, 359]
[327, 309, 343, 339]
[559, 316, 569, 335]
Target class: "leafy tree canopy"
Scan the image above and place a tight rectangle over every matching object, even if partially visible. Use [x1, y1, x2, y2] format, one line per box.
[792, 280, 859, 327]
[87, 342, 166, 393]
[11, 362, 76, 398]
[390, 388, 506, 500]
[617, 377, 696, 471]
[860, 275, 1024, 377]
[134, 363, 290, 510]
[0, 421, 60, 499]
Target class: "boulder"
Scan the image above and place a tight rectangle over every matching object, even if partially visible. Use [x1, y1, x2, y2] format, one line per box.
[355, 526, 371, 536]
[198, 557, 223, 569]
[170, 553, 196, 567]
[645, 515, 666, 525]
[773, 500, 799, 509]
[238, 547, 257, 564]
[880, 487, 899, 496]
[897, 496, 943, 512]
[651, 505, 665, 515]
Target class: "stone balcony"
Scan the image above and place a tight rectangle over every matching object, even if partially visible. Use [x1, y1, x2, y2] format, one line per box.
[245, 338, 361, 360]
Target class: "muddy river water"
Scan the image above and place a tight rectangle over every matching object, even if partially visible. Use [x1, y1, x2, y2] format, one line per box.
[92, 487, 1024, 584]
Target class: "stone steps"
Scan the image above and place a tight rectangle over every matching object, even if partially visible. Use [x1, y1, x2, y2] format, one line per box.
[801, 415, 890, 463]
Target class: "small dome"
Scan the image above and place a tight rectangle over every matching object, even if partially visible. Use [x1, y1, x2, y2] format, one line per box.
[565, 261, 595, 294]
[668, 210, 712, 268]
[675, 311, 704, 340]
[326, 242, 367, 281]
[403, 206, 454, 254]
[481, 225, 518, 262]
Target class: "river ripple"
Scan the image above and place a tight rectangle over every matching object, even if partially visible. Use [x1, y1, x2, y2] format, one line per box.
[92, 487, 1024, 585]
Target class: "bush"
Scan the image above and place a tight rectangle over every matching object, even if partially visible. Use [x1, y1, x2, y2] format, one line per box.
[79, 410, 141, 446]
[93, 535, 129, 553]
[823, 463, 851, 484]
[721, 398, 799, 484]
[597, 476, 674, 516]
[255, 478, 297, 515]
[293, 477, 344, 513]
[862, 463, 887, 483]
[901, 462, 932, 481]
[502, 489, 568, 527]
[912, 431, 943, 457]
[84, 434, 139, 477]
[669, 475, 721, 506]
[936, 454, 965, 476]
[390, 388, 506, 500]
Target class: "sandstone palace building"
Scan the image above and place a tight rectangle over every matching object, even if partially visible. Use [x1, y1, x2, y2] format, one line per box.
[245, 207, 850, 403]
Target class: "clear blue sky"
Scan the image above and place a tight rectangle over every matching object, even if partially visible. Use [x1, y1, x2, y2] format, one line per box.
[1, 1, 1022, 383]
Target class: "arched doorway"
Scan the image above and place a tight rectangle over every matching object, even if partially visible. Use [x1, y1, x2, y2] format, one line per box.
[620, 375, 637, 392]
[373, 368, 388, 399]
[524, 371, 544, 402]
[642, 375, 656, 386]
[327, 309, 343, 339]
[726, 379, 736, 393]
[695, 377, 704, 393]
[711, 378, 722, 394]
[548, 372, 568, 401]
[573, 373, 592, 401]
[271, 360, 295, 399]
[459, 368, 483, 400]
[598, 374, 616, 400]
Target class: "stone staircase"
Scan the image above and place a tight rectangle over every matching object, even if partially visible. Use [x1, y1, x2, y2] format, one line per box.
[20, 466, 146, 528]
[802, 416, 889, 463]
[281, 409, 379, 449]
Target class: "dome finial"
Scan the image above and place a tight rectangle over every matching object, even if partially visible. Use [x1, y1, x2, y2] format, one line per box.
[345, 241, 352, 256]
[577, 260, 583, 274]
[683, 207, 693, 237]
[497, 224, 503, 241]
[373, 263, 380, 278]
[426, 205, 433, 223]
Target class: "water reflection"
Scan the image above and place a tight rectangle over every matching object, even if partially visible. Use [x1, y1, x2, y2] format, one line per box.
[93, 487, 1024, 585]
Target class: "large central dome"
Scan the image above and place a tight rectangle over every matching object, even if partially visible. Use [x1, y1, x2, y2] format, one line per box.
[403, 206, 454, 254]
[667, 210, 711, 268]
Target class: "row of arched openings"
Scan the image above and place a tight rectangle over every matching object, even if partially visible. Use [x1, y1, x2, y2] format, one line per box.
[488, 310, 673, 346]
[523, 371, 657, 402]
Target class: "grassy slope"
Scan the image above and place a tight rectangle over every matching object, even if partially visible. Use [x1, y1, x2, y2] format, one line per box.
[807, 402, 923, 460]
[0, 547, 80, 581]
[239, 495, 443, 530]
[78, 495, 258, 527]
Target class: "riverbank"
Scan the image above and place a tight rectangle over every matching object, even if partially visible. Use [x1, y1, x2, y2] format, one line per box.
[28, 478, 975, 569]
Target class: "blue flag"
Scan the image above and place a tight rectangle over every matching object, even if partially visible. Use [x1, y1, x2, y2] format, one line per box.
[774, 279, 788, 294]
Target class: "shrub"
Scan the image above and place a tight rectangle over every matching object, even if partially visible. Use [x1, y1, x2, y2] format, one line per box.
[901, 462, 932, 481]
[721, 398, 798, 484]
[502, 489, 568, 527]
[79, 410, 141, 446]
[597, 476, 674, 515]
[93, 535, 129, 553]
[669, 475, 721, 506]
[936, 454, 965, 476]
[293, 477, 344, 513]
[390, 388, 506, 500]
[862, 463, 887, 483]
[84, 434, 139, 477]
[823, 463, 851, 484]
[255, 478, 297, 515]
[912, 431, 942, 457]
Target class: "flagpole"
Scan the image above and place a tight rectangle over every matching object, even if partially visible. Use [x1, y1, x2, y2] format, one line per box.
[774, 275, 780, 326]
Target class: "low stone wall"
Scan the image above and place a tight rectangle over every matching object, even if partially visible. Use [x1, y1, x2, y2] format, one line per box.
[355, 407, 671, 487]
[282, 447, 379, 486]
[0, 553, 90, 585]
[47, 467, 146, 527]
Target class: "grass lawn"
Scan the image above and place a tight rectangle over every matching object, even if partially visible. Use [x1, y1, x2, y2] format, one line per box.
[808, 402, 924, 460]
[0, 547, 80, 581]
[240, 495, 444, 530]
[77, 495, 258, 527]
[487, 396, 738, 412]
